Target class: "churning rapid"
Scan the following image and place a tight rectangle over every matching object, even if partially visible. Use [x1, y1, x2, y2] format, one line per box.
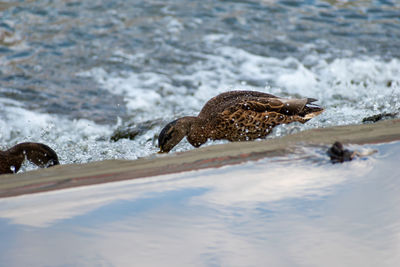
[0, 0, 399, 170]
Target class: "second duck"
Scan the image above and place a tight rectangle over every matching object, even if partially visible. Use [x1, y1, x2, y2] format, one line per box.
[158, 90, 324, 153]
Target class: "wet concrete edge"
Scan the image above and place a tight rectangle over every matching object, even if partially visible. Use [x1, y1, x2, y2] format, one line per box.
[1, 119, 399, 198]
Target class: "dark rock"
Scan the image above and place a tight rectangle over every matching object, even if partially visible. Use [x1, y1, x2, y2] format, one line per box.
[362, 112, 398, 123]
[110, 119, 164, 142]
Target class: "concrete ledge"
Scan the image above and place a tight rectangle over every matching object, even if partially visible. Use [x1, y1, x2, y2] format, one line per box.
[1, 119, 399, 198]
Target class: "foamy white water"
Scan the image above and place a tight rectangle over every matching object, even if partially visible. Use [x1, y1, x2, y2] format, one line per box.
[84, 48, 400, 126]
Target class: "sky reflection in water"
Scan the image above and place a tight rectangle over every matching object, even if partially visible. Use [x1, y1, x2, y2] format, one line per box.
[0, 142, 399, 266]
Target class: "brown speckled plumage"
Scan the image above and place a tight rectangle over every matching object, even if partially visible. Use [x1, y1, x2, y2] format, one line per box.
[0, 142, 59, 174]
[158, 90, 324, 153]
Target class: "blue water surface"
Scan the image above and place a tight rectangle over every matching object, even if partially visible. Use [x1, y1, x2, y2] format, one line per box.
[0, 141, 399, 266]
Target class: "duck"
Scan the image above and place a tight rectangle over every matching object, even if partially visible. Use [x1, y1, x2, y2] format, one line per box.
[158, 90, 324, 153]
[326, 141, 377, 164]
[327, 141, 356, 163]
[0, 142, 59, 174]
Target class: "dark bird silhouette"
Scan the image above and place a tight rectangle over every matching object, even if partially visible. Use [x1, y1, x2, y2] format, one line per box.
[158, 90, 324, 153]
[327, 141, 356, 163]
[327, 141, 377, 163]
[0, 142, 59, 174]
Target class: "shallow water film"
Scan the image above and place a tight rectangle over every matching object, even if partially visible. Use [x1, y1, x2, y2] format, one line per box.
[0, 142, 399, 266]
[0, 0, 399, 167]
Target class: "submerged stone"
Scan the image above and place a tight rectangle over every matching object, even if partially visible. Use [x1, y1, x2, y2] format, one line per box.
[362, 112, 398, 123]
[110, 119, 163, 142]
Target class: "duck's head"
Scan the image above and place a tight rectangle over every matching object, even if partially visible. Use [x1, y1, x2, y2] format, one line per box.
[158, 119, 189, 153]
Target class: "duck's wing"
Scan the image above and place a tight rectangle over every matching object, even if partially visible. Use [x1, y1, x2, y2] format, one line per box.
[205, 94, 323, 141]
[199, 90, 322, 117]
[216, 97, 320, 139]
[198, 91, 278, 119]
[230, 97, 321, 116]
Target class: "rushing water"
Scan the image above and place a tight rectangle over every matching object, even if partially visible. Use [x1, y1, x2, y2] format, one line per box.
[1, 0, 400, 166]
[0, 141, 399, 266]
